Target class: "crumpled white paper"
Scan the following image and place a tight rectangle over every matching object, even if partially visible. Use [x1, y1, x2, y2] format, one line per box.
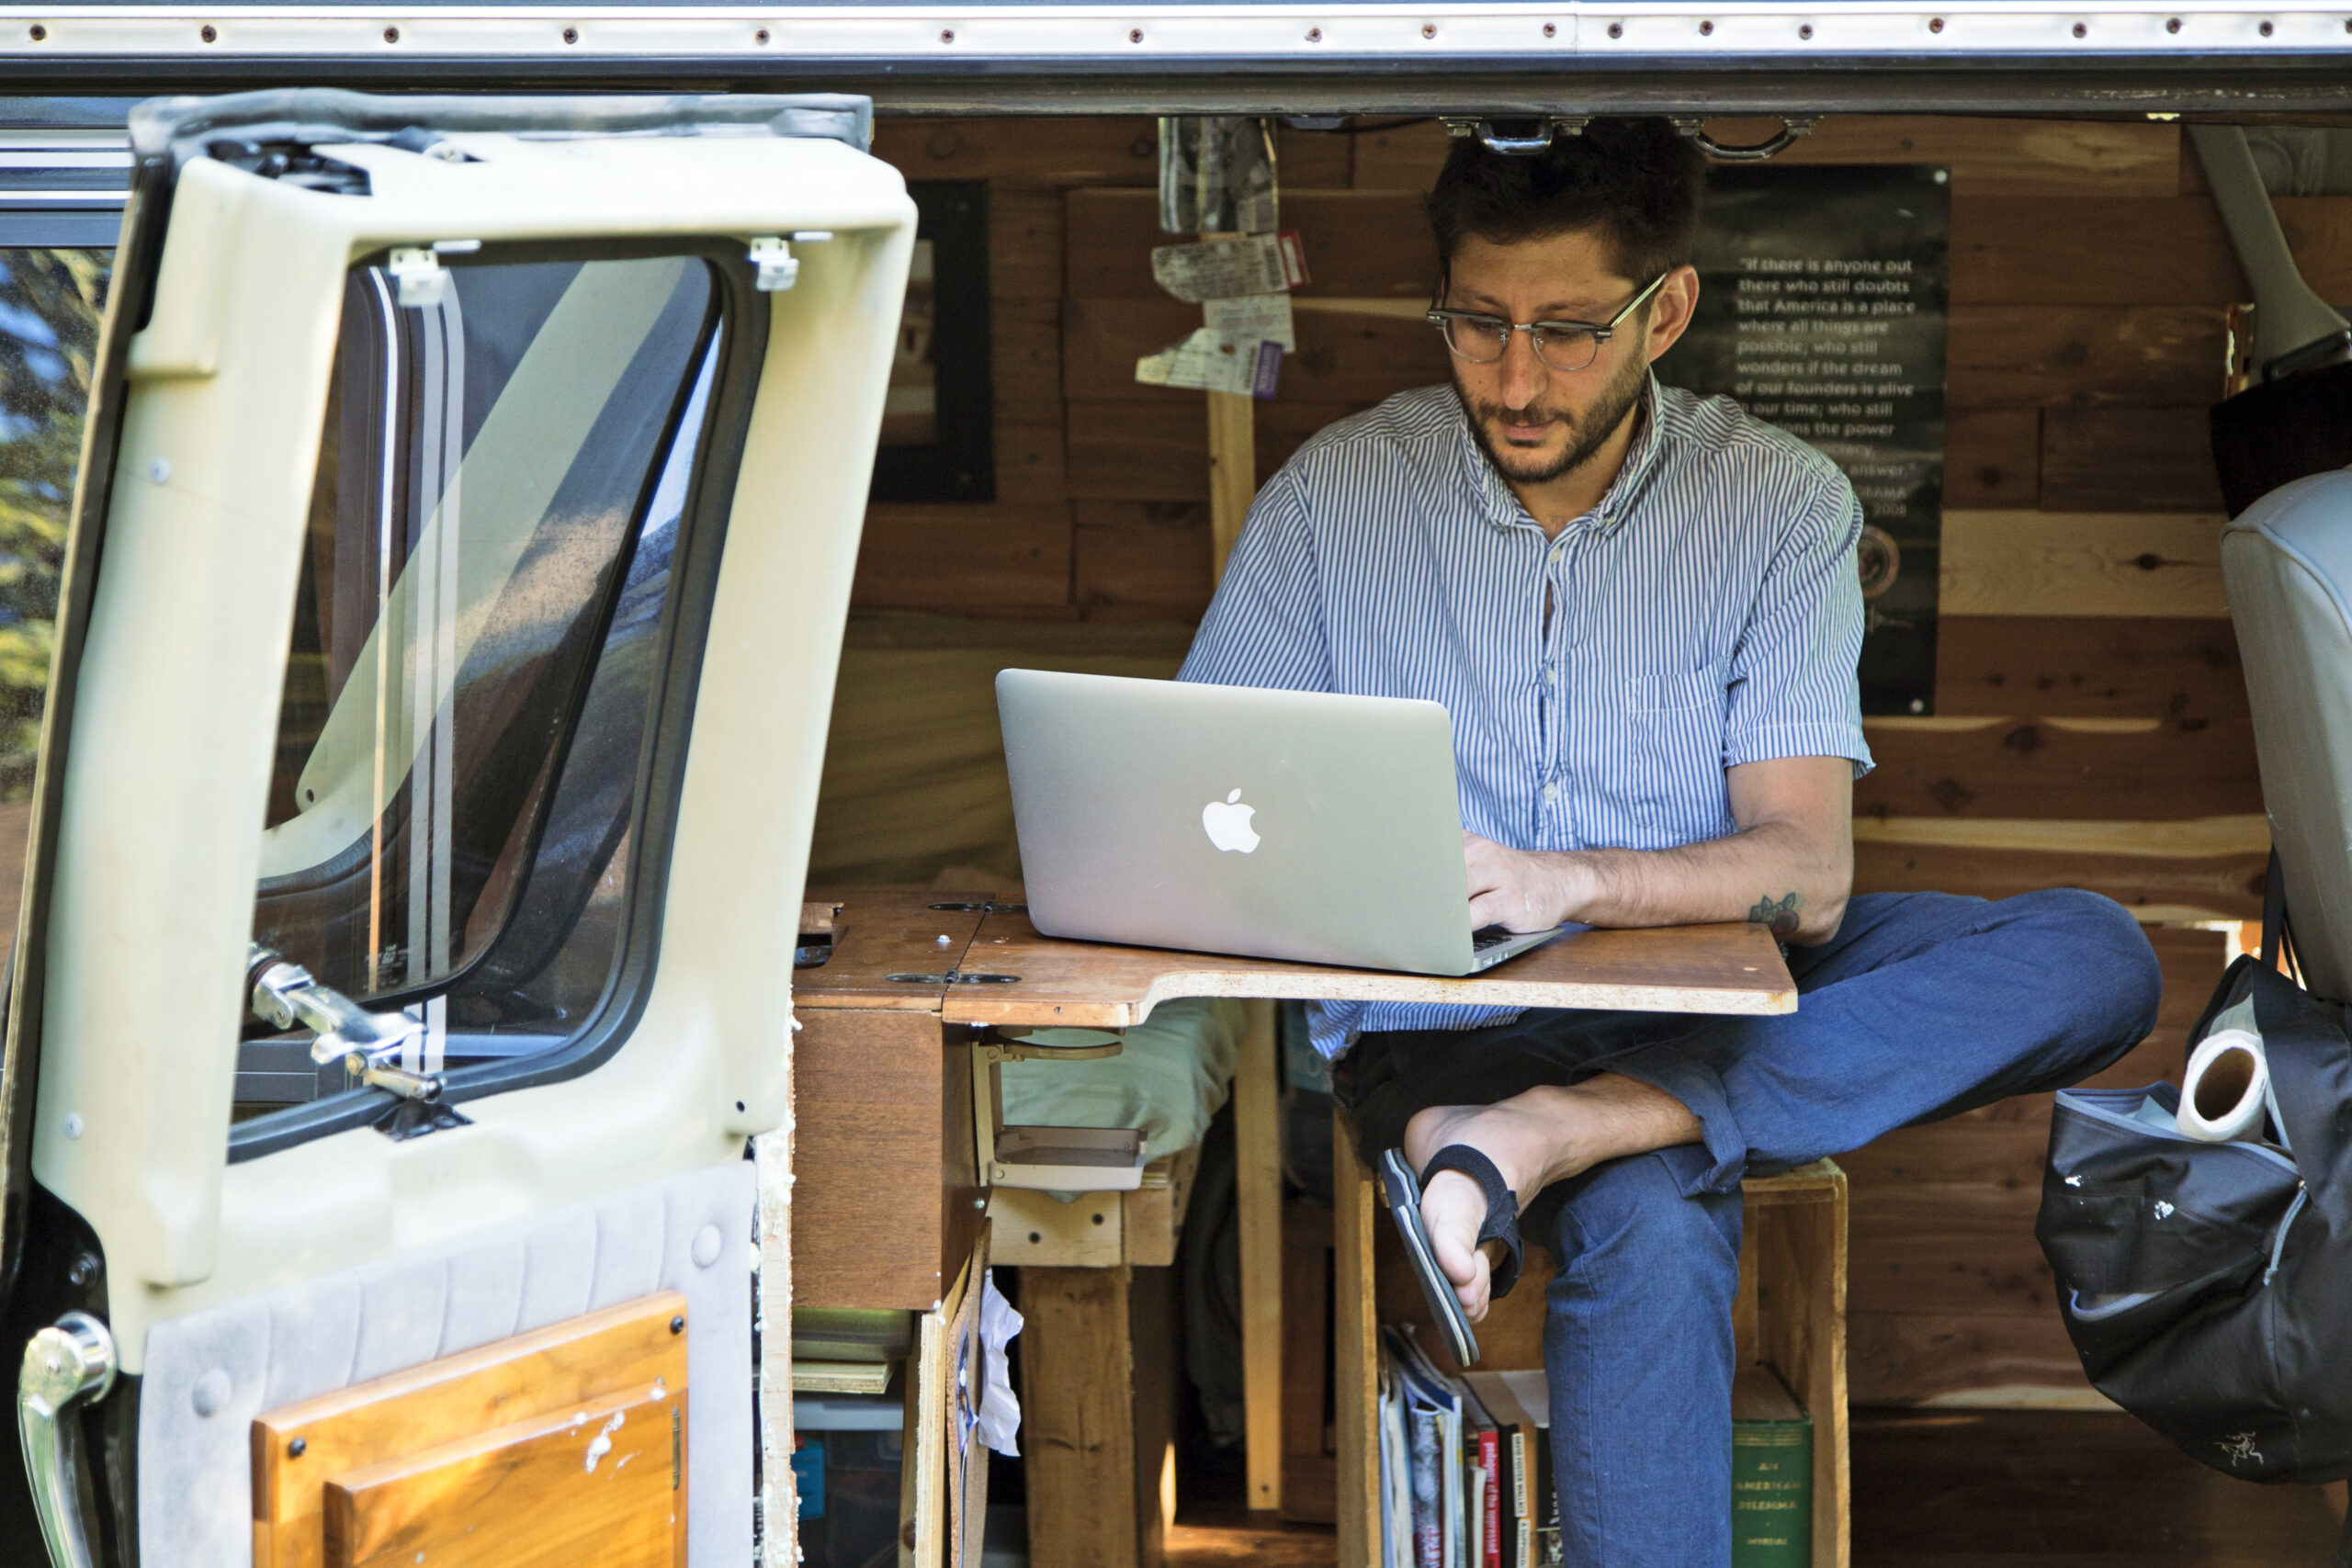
[975, 1269, 1025, 1457]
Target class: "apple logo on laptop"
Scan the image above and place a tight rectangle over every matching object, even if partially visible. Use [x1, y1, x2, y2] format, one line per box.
[1202, 788, 1261, 854]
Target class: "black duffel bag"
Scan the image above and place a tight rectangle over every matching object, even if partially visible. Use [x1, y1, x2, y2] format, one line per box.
[2038, 867, 2352, 1511]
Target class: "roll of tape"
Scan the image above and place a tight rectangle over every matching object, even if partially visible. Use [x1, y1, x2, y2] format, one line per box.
[2178, 1028, 2275, 1144]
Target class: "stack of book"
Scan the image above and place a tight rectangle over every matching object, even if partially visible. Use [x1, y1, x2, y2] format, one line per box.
[1375, 1326, 1814, 1568]
[1376, 1326, 1558, 1568]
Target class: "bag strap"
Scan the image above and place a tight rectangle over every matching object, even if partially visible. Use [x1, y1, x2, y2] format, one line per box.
[2261, 847, 2288, 972]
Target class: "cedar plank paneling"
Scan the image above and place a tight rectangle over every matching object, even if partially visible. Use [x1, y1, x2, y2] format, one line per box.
[1939, 511, 2227, 619]
[1067, 407, 1213, 502]
[990, 185, 1067, 300]
[1846, 1312, 2094, 1405]
[1850, 1409, 2346, 1560]
[1350, 116, 2183, 197]
[1287, 119, 2185, 201]
[1933, 616, 2244, 719]
[1852, 837, 2266, 919]
[1946, 305, 2227, 409]
[1075, 501, 1216, 620]
[1854, 718, 2261, 820]
[993, 296, 1063, 417]
[874, 115, 1161, 186]
[1278, 123, 1358, 188]
[1957, 194, 2352, 305]
[1944, 408, 2040, 507]
[2040, 404, 2226, 512]
[854, 502, 1076, 614]
[1847, 1181, 2054, 1315]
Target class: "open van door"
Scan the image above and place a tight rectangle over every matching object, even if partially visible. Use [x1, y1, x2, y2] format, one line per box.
[0, 90, 910, 1567]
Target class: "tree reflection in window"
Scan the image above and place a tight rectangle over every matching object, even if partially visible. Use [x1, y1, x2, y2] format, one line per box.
[0, 249, 105, 802]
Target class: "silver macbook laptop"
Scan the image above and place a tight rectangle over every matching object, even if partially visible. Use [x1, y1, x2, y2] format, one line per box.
[996, 669, 1559, 976]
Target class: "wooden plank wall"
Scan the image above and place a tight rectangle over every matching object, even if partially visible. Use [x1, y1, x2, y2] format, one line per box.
[846, 113, 2283, 1405]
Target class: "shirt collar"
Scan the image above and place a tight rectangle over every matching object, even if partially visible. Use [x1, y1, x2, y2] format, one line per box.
[1453, 371, 1669, 538]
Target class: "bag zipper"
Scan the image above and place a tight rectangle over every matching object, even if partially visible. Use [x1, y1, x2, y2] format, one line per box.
[2060, 1092, 2302, 1176]
[2264, 1182, 2310, 1286]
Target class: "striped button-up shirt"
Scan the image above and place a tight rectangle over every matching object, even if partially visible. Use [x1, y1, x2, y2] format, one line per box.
[1179, 377, 1873, 1058]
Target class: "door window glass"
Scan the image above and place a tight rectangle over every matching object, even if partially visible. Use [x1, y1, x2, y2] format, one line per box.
[243, 250, 719, 1105]
[0, 246, 106, 964]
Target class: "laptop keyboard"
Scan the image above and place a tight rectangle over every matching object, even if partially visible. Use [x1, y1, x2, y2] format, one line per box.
[1472, 925, 1518, 953]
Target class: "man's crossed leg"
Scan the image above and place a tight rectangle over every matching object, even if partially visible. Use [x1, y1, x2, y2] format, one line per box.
[1336, 887, 2165, 1566]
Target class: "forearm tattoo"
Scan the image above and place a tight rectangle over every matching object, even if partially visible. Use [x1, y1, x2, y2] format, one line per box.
[1747, 891, 1803, 938]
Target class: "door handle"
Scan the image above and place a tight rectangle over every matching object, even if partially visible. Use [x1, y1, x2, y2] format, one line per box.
[17, 1312, 117, 1568]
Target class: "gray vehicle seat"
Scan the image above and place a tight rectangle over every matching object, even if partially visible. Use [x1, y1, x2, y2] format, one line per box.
[2221, 468, 2352, 1002]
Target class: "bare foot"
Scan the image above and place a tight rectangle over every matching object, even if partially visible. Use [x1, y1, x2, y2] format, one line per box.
[1402, 1093, 1578, 1323]
[1399, 1076, 1705, 1324]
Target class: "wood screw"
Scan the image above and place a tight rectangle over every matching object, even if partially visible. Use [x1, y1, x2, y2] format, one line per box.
[28, 22, 44, 39]
[754, 27, 769, 42]
[938, 28, 954, 41]
[1608, 20, 1623, 36]
[1928, 16, 1944, 30]
[382, 26, 398, 42]
[1699, 18, 1713, 33]
[1543, 20, 1556, 35]
[1128, 27, 1143, 41]
[288, 1438, 306, 1458]
[561, 25, 578, 42]
[1797, 22, 1812, 37]
[1305, 26, 1320, 40]
[198, 23, 216, 40]
[670, 1314, 685, 1335]
[2167, 16, 2183, 28]
[1421, 22, 1436, 36]
[2072, 20, 2086, 34]
[2260, 19, 2274, 33]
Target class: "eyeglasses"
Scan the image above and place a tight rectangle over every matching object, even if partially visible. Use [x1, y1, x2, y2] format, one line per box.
[1426, 272, 1669, 373]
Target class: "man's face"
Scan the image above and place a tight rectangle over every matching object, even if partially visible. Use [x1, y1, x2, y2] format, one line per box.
[1439, 227, 1697, 488]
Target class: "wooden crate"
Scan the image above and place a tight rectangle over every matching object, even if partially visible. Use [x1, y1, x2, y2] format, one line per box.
[1332, 1111, 1850, 1568]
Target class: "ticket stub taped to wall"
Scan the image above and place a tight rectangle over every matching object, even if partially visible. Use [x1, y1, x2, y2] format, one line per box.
[1135, 329, 1283, 399]
[1150, 231, 1311, 302]
[1204, 293, 1295, 350]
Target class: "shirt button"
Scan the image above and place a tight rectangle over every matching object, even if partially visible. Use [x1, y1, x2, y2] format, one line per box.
[1545, 667, 1559, 687]
[1541, 782, 1559, 804]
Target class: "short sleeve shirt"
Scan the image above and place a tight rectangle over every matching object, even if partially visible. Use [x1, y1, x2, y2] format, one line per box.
[1178, 377, 1873, 1058]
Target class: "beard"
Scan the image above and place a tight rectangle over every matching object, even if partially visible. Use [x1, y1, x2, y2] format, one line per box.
[1453, 344, 1649, 488]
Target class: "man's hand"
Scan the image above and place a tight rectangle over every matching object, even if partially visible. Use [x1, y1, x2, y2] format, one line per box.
[1457, 755, 1855, 941]
[1464, 833, 1588, 931]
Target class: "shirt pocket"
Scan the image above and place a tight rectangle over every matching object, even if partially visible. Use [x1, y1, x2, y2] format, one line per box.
[1567, 660, 1732, 850]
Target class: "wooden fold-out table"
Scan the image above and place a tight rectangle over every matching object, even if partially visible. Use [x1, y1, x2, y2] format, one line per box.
[791, 892, 1847, 1568]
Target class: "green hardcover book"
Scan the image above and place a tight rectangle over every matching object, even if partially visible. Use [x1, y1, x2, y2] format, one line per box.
[1731, 1364, 1812, 1568]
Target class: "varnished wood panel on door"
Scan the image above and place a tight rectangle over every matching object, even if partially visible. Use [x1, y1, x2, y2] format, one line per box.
[252, 1292, 688, 1568]
[324, 1383, 685, 1568]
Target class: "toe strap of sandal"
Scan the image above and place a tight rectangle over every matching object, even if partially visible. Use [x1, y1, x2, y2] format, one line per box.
[1421, 1144, 1524, 1301]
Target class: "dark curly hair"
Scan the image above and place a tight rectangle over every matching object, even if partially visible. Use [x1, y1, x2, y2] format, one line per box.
[1424, 118, 1707, 289]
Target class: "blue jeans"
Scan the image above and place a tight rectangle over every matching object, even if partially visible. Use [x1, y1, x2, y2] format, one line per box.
[1332, 888, 2164, 1567]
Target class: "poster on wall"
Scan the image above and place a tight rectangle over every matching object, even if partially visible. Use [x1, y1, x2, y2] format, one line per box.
[1658, 163, 1950, 716]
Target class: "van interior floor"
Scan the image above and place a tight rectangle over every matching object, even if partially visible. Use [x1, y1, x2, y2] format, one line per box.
[1162, 1410, 2351, 1566]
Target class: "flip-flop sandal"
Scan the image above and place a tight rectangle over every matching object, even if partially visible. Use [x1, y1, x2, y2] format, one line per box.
[1424, 1144, 1525, 1303]
[1376, 1145, 1524, 1368]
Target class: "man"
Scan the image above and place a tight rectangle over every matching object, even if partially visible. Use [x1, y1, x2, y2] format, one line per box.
[1178, 119, 2163, 1565]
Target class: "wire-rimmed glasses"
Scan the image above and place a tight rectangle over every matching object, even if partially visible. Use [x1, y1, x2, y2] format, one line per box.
[1426, 272, 1669, 373]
